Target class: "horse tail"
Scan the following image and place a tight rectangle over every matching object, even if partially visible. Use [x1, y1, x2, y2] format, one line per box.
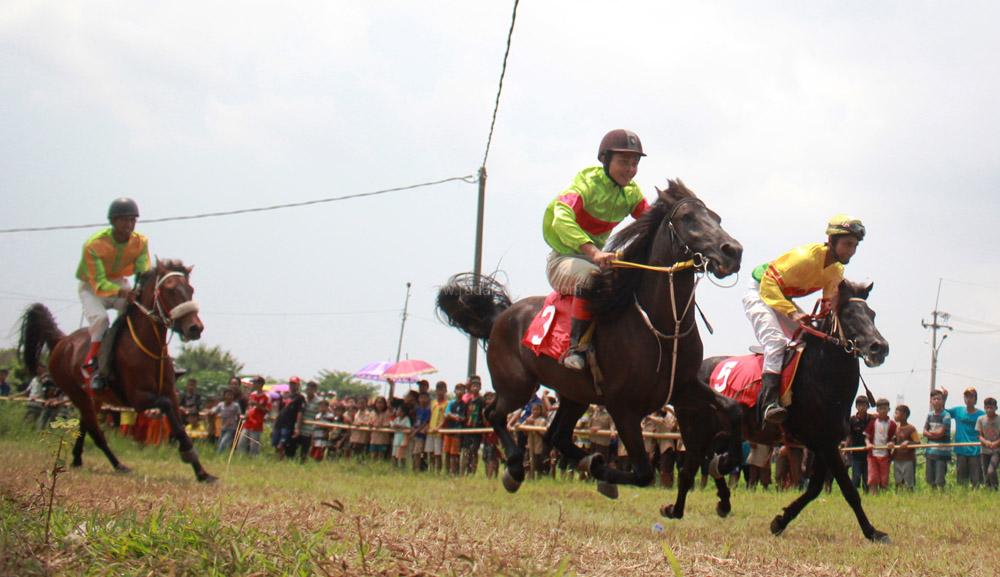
[436, 272, 513, 341]
[18, 303, 65, 375]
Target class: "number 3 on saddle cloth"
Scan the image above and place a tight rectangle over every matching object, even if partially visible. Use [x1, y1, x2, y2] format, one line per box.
[709, 347, 804, 408]
[521, 293, 574, 360]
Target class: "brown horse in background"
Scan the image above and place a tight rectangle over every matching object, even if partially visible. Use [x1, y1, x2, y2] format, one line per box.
[19, 259, 216, 482]
[438, 180, 744, 497]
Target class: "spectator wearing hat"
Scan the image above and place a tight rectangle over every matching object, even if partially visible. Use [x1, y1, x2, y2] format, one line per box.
[923, 389, 952, 489]
[943, 387, 986, 488]
[847, 395, 872, 492]
[864, 398, 896, 494]
[977, 397, 999, 489]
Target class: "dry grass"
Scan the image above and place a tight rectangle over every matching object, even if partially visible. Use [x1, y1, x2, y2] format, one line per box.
[0, 406, 997, 576]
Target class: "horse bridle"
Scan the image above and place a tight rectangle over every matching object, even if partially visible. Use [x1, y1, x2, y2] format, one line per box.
[134, 271, 200, 329]
[665, 197, 708, 268]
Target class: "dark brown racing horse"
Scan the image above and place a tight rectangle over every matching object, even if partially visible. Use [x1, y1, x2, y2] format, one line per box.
[662, 279, 890, 542]
[19, 259, 216, 482]
[437, 180, 743, 495]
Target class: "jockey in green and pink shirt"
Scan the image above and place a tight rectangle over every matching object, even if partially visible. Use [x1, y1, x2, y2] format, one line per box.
[542, 129, 650, 370]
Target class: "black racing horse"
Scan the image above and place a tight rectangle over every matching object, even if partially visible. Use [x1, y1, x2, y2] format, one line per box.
[661, 279, 891, 542]
[437, 180, 744, 496]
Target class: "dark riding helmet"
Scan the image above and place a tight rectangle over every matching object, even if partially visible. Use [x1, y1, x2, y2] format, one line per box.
[826, 214, 865, 241]
[108, 197, 140, 221]
[597, 129, 646, 163]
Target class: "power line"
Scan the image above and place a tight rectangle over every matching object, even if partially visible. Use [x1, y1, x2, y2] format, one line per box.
[481, 0, 520, 168]
[0, 174, 477, 234]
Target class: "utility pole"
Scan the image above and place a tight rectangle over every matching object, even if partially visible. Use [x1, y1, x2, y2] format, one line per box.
[921, 278, 952, 393]
[467, 166, 487, 378]
[395, 282, 412, 364]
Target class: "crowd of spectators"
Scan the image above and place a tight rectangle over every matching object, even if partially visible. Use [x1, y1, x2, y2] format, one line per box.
[3, 366, 998, 492]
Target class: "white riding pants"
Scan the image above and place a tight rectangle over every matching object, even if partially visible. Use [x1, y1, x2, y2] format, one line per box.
[78, 279, 130, 342]
[546, 251, 599, 295]
[742, 281, 798, 374]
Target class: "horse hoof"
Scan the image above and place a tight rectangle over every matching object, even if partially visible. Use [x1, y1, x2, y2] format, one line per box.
[71, 460, 83, 468]
[198, 473, 218, 484]
[716, 502, 731, 518]
[868, 530, 890, 544]
[596, 481, 618, 500]
[114, 465, 132, 474]
[660, 504, 681, 519]
[769, 515, 786, 536]
[502, 470, 522, 493]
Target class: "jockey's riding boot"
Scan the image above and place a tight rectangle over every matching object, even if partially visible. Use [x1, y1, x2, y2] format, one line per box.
[758, 372, 787, 425]
[562, 317, 590, 371]
[83, 341, 100, 377]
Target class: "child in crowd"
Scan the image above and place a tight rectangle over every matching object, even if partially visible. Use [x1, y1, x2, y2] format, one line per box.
[327, 404, 348, 459]
[369, 396, 393, 460]
[524, 402, 548, 478]
[977, 397, 1000, 489]
[443, 383, 467, 475]
[238, 376, 271, 456]
[891, 404, 920, 489]
[210, 389, 243, 454]
[390, 405, 411, 468]
[864, 398, 896, 494]
[923, 389, 952, 489]
[426, 381, 448, 474]
[309, 399, 332, 462]
[184, 410, 207, 440]
[411, 392, 431, 472]
[481, 391, 500, 479]
[349, 402, 372, 459]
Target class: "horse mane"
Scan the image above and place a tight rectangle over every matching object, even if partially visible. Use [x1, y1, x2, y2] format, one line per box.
[590, 180, 697, 320]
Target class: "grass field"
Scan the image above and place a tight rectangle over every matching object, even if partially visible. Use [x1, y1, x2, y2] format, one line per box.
[0, 404, 996, 577]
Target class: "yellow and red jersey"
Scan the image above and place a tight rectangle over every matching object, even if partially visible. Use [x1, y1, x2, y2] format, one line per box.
[75, 228, 150, 297]
[751, 242, 843, 318]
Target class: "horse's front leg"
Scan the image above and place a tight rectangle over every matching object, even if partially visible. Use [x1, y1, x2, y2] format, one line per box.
[660, 445, 700, 519]
[823, 445, 889, 542]
[153, 395, 216, 483]
[585, 409, 653, 499]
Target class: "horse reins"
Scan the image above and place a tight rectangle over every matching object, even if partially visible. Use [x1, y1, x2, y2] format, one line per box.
[608, 197, 714, 405]
[127, 270, 201, 394]
[792, 297, 877, 406]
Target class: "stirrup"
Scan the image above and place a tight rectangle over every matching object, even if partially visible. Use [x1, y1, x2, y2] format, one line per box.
[562, 351, 586, 371]
[763, 404, 788, 424]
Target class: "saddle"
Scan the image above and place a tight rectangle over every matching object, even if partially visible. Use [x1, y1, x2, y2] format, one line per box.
[708, 346, 804, 409]
[521, 292, 604, 393]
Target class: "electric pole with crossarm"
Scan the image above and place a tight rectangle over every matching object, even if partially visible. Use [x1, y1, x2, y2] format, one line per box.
[921, 278, 953, 394]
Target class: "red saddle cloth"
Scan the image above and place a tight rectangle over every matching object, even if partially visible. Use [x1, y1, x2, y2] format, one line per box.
[521, 292, 573, 360]
[708, 349, 803, 408]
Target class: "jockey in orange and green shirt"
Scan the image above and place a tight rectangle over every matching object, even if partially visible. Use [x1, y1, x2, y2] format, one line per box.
[542, 129, 651, 370]
[742, 214, 866, 424]
[76, 198, 150, 390]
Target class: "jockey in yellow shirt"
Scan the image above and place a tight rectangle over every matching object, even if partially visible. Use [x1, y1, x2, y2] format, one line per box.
[76, 198, 150, 390]
[743, 215, 866, 424]
[542, 129, 651, 370]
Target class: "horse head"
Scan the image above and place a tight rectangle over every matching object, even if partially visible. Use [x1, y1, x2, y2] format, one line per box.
[653, 180, 742, 278]
[835, 279, 888, 368]
[138, 259, 204, 342]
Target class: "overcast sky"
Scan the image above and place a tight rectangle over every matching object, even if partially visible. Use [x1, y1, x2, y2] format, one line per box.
[3, 1, 999, 425]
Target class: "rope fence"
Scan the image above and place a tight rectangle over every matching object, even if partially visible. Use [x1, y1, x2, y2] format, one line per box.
[2, 397, 990, 451]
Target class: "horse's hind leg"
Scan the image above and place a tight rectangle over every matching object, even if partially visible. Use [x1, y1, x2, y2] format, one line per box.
[714, 474, 732, 518]
[544, 398, 588, 464]
[490, 392, 528, 493]
[769, 448, 828, 537]
[66, 386, 127, 472]
[822, 446, 888, 542]
[586, 409, 654, 498]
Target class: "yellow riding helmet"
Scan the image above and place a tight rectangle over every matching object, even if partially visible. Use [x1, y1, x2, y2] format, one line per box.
[826, 214, 866, 241]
